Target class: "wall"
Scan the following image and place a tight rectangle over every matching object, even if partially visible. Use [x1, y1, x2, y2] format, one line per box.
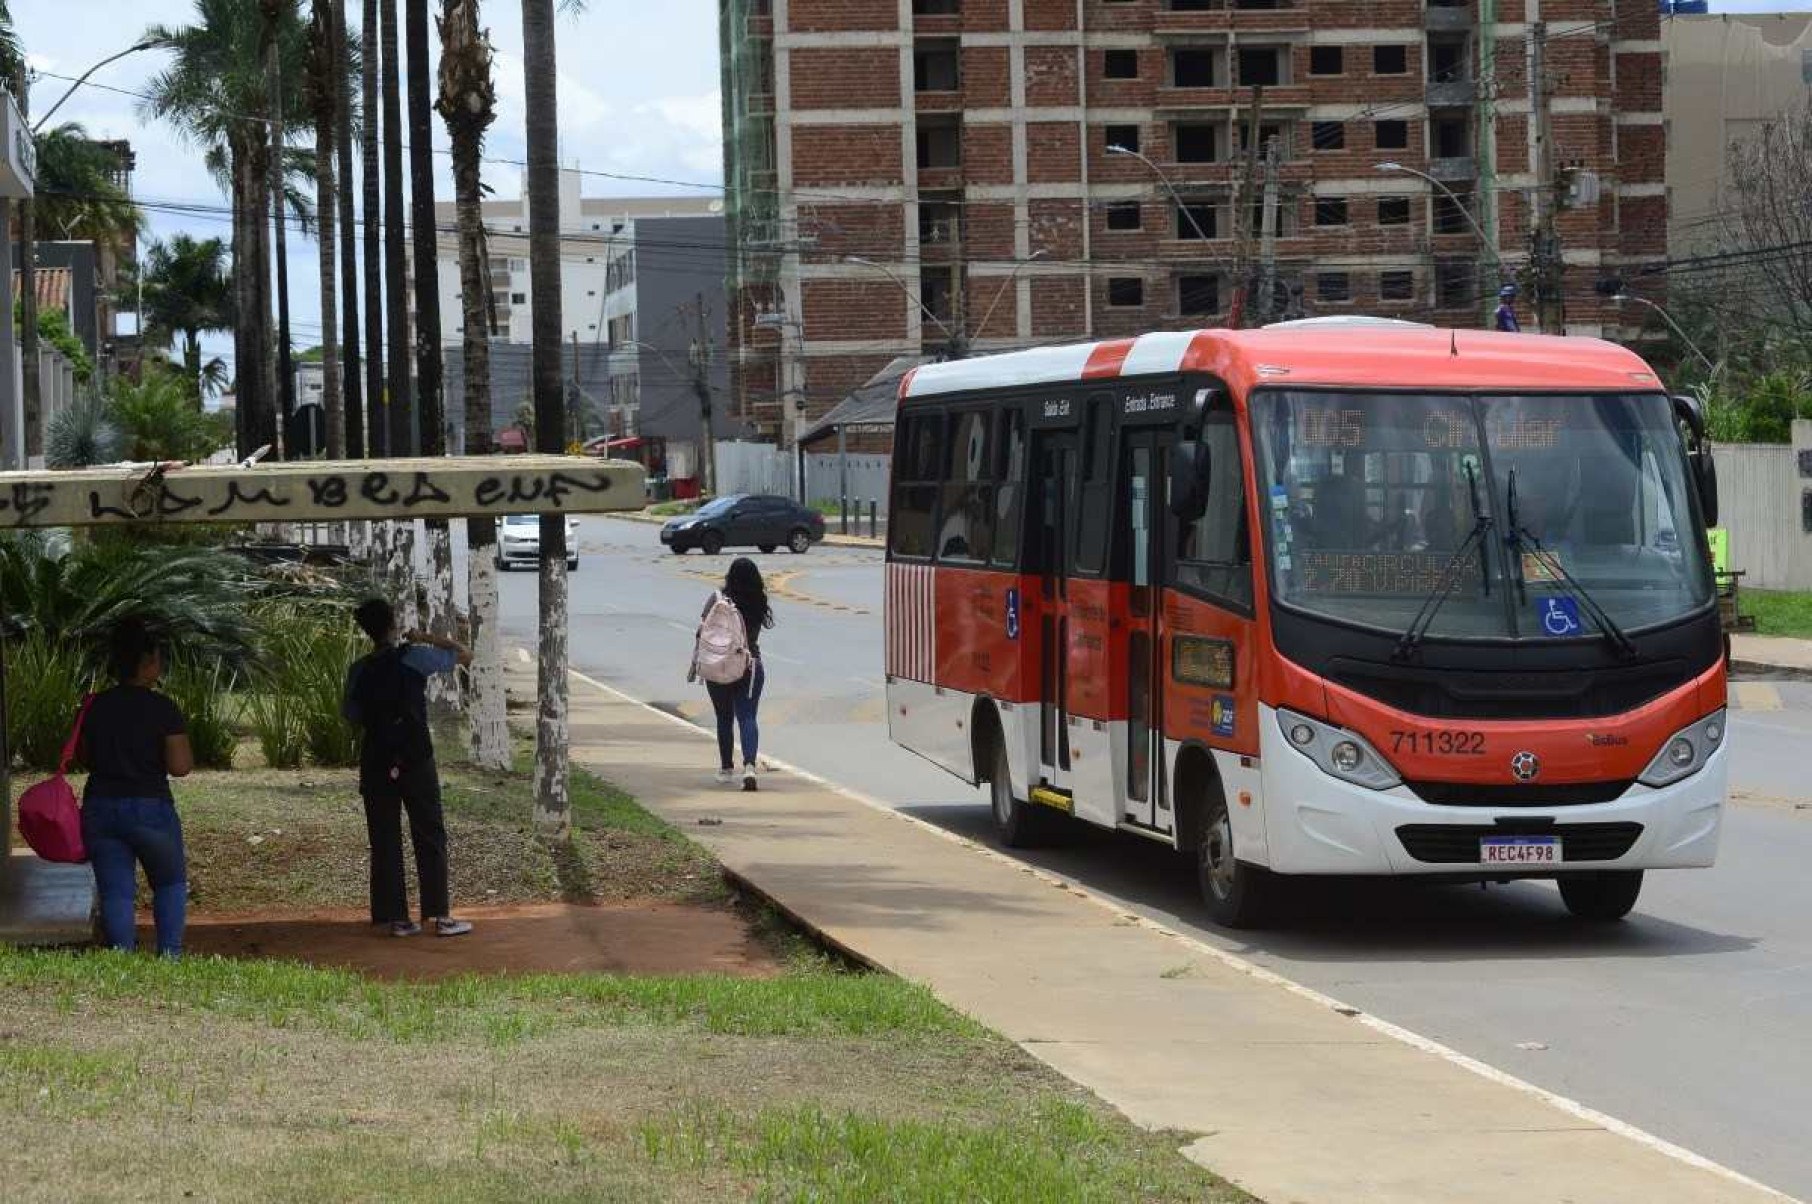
[1719, 441, 1812, 590]
[618, 216, 737, 444]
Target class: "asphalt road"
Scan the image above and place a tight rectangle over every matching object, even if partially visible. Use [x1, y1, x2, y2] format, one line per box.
[480, 516, 1812, 1200]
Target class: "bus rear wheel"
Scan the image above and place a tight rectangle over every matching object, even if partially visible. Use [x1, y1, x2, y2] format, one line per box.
[989, 741, 1053, 848]
[1195, 793, 1274, 929]
[1558, 870, 1643, 921]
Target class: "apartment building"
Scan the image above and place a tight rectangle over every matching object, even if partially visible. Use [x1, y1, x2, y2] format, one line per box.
[720, 0, 1667, 445]
[426, 171, 730, 446]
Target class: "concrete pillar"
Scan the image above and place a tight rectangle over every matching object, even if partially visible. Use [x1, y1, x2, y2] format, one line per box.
[0, 199, 19, 471]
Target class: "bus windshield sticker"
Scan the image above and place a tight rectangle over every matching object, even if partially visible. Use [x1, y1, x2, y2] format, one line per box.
[1539, 596, 1584, 637]
[1005, 588, 1020, 640]
[1210, 695, 1237, 738]
[1521, 551, 1560, 582]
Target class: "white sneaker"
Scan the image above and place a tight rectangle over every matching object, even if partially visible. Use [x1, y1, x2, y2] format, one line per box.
[715, 768, 734, 785]
[742, 766, 759, 792]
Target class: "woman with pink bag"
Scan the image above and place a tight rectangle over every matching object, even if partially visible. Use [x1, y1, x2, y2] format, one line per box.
[77, 619, 195, 957]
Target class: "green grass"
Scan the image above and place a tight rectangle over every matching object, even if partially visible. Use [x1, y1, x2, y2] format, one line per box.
[1741, 589, 1812, 640]
[649, 500, 700, 517]
[0, 948, 1246, 1203]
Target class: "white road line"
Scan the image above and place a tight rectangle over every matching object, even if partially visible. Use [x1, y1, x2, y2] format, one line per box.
[562, 662, 1797, 1204]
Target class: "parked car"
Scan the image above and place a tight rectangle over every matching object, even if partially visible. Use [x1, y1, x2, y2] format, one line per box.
[496, 513, 580, 571]
[660, 494, 826, 555]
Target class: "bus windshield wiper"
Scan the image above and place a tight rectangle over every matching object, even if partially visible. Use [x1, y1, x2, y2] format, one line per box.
[1504, 467, 1638, 659]
[1393, 461, 1492, 661]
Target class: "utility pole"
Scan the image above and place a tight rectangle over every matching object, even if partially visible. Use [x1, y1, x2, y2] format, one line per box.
[689, 292, 718, 497]
[1475, 0, 1500, 328]
[1228, 87, 1265, 329]
[1257, 135, 1281, 325]
[1529, 20, 1565, 335]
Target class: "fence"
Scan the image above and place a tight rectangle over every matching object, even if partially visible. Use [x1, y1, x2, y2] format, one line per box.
[1717, 440, 1812, 590]
[711, 440, 893, 518]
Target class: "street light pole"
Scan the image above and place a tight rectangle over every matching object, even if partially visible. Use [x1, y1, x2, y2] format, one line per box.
[845, 255, 966, 359]
[971, 248, 1046, 347]
[1377, 161, 1502, 326]
[1612, 294, 1717, 377]
[32, 38, 171, 134]
[1108, 144, 1213, 244]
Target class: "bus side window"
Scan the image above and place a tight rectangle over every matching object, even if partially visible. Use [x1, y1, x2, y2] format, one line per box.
[938, 409, 996, 563]
[991, 408, 1027, 569]
[890, 412, 944, 559]
[1176, 413, 1253, 611]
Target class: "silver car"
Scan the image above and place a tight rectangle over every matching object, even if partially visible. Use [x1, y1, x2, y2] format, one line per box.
[495, 514, 580, 571]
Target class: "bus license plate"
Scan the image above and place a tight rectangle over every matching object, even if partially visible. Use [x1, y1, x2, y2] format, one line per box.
[1481, 837, 1560, 865]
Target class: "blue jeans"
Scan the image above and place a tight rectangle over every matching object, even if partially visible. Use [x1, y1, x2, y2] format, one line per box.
[706, 661, 766, 770]
[81, 797, 187, 957]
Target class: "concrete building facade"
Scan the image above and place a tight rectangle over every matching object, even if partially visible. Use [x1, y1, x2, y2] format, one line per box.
[426, 173, 731, 448]
[1662, 11, 1812, 255]
[720, 0, 1669, 446]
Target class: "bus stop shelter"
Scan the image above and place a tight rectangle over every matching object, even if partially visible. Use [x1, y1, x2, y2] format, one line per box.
[0, 454, 644, 944]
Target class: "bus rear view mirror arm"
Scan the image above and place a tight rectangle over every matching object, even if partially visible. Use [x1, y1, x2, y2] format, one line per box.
[1672, 395, 1718, 526]
[1169, 442, 1211, 520]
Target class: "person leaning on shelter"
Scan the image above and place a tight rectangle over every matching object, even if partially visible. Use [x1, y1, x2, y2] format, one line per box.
[344, 599, 474, 938]
[80, 618, 195, 958]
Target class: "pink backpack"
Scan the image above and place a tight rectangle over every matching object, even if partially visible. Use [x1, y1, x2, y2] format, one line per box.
[17, 695, 94, 864]
[691, 592, 752, 685]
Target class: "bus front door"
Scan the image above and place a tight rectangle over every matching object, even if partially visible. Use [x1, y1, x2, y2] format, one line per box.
[1033, 432, 1076, 791]
[1122, 429, 1171, 833]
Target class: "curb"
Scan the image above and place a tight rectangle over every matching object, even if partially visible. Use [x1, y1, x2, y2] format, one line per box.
[1730, 659, 1812, 683]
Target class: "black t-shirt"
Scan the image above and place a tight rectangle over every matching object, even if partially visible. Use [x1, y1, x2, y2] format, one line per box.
[81, 685, 188, 802]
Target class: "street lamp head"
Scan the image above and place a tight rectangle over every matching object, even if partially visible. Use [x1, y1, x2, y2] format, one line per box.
[1106, 144, 1132, 156]
[1375, 161, 1404, 173]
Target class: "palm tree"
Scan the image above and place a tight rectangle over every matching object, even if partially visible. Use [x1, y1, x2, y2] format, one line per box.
[360, 0, 384, 456]
[332, 0, 363, 458]
[438, 0, 506, 765]
[138, 234, 235, 403]
[143, 0, 309, 459]
[305, 0, 342, 457]
[380, 0, 416, 627]
[32, 125, 142, 246]
[524, 0, 578, 831]
[263, 0, 299, 455]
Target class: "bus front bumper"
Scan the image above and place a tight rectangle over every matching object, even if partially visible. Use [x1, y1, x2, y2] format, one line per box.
[1255, 704, 1726, 876]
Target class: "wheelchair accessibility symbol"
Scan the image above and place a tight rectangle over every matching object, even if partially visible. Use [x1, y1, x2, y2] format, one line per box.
[1539, 596, 1582, 637]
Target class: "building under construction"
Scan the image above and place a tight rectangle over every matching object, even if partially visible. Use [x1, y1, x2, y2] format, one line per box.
[717, 0, 1668, 446]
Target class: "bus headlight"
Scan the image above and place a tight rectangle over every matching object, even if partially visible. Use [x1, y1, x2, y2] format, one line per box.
[1276, 709, 1401, 791]
[1638, 709, 1726, 789]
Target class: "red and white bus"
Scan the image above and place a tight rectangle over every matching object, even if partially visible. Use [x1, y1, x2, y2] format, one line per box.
[885, 320, 1725, 926]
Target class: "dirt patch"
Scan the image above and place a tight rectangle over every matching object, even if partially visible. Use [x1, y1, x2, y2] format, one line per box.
[171, 900, 782, 981]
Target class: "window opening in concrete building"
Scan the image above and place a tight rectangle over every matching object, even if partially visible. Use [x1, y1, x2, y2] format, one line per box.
[1378, 195, 1411, 225]
[1314, 196, 1349, 226]
[1172, 48, 1217, 88]
[1108, 277, 1145, 307]
[1432, 114, 1470, 158]
[1380, 269, 1416, 301]
[1174, 122, 1221, 163]
[1375, 119, 1409, 150]
[1428, 35, 1469, 83]
[1435, 261, 1475, 308]
[1311, 121, 1344, 150]
[1310, 45, 1343, 76]
[1433, 188, 1475, 235]
[1106, 202, 1142, 231]
[915, 40, 961, 91]
[917, 117, 962, 168]
[1177, 273, 1220, 315]
[920, 194, 961, 245]
[920, 267, 956, 325]
[1105, 49, 1140, 80]
[1176, 202, 1219, 239]
[1238, 120, 1288, 156]
[1238, 46, 1287, 87]
[1317, 272, 1351, 303]
[1374, 44, 1408, 75]
[912, 0, 960, 14]
[1105, 123, 1141, 154]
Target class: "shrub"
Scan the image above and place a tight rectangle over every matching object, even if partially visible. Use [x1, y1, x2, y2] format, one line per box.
[246, 608, 363, 769]
[4, 634, 95, 772]
[164, 657, 238, 770]
[107, 366, 232, 463]
[297, 620, 364, 768]
[46, 390, 124, 468]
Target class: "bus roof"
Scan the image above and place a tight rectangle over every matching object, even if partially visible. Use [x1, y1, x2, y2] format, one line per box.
[899, 326, 1664, 403]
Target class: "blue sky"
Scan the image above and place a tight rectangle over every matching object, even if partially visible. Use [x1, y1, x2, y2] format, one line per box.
[14, 0, 1812, 373]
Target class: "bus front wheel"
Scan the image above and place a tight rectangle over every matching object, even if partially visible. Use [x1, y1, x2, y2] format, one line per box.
[1195, 793, 1274, 929]
[1558, 870, 1643, 921]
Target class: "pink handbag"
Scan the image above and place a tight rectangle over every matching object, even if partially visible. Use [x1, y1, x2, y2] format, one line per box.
[17, 695, 95, 864]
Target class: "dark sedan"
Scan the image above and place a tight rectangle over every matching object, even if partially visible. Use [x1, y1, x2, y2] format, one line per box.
[660, 494, 826, 555]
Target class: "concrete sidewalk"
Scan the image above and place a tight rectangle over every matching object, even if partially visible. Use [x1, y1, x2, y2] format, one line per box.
[558, 669, 1788, 1204]
[1732, 632, 1812, 677]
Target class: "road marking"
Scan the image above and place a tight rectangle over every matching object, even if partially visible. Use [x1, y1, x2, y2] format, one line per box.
[1732, 682, 1783, 712]
[562, 662, 1797, 1204]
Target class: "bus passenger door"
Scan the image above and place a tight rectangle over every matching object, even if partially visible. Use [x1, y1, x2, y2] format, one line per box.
[1032, 432, 1076, 790]
[1122, 429, 1170, 833]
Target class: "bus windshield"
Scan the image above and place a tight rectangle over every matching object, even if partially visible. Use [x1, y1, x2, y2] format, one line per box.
[1252, 390, 1713, 640]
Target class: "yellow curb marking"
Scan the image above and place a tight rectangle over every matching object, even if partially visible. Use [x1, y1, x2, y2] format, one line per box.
[1732, 682, 1782, 713]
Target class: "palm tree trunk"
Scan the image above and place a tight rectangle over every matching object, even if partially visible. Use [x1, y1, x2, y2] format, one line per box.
[380, 0, 416, 630]
[269, 54, 297, 458]
[522, 0, 570, 834]
[361, 0, 385, 458]
[407, 0, 457, 703]
[184, 332, 203, 402]
[442, 0, 507, 768]
[235, 132, 278, 460]
[334, 0, 364, 459]
[314, 3, 343, 460]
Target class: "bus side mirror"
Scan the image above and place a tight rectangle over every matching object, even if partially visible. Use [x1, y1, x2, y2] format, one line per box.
[1693, 447, 1718, 528]
[1169, 443, 1211, 520]
[1672, 394, 1706, 443]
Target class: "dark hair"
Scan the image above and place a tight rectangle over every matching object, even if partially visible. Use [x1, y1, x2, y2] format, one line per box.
[724, 557, 774, 631]
[354, 598, 396, 644]
[108, 617, 161, 683]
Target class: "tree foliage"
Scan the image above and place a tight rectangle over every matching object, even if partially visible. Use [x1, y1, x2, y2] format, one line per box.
[32, 123, 142, 249]
[139, 234, 236, 402]
[108, 364, 235, 461]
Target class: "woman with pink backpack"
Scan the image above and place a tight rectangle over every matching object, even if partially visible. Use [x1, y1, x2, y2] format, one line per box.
[689, 557, 774, 791]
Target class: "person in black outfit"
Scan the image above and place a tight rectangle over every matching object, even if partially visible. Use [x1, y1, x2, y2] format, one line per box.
[80, 619, 195, 956]
[343, 598, 474, 937]
[705, 557, 775, 792]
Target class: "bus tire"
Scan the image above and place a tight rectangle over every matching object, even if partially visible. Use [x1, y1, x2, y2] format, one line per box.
[1558, 870, 1643, 921]
[988, 739, 1051, 848]
[1194, 791, 1274, 929]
